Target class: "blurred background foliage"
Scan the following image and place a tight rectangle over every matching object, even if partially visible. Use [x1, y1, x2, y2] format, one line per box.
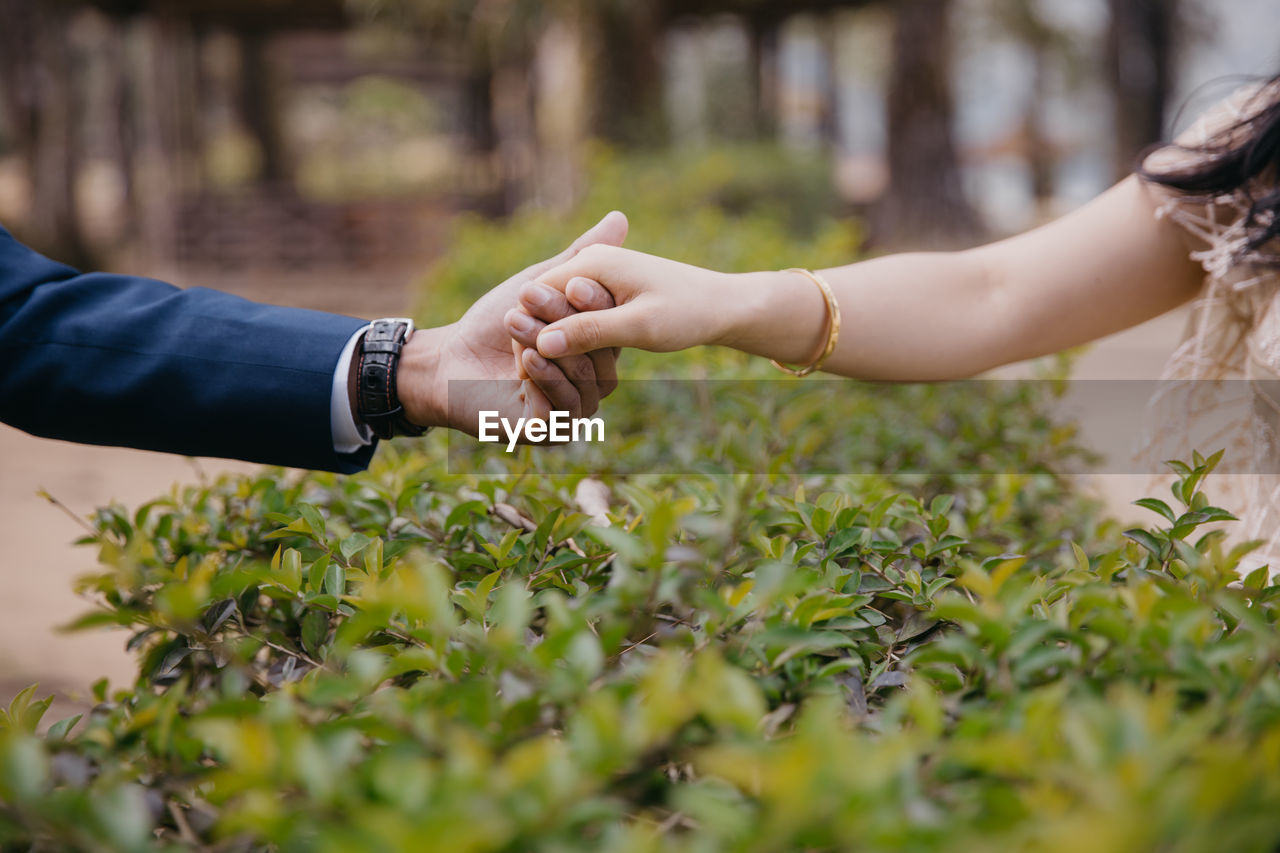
[419, 144, 857, 321]
[0, 0, 1272, 273]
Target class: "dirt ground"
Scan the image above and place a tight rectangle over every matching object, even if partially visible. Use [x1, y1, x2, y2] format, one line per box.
[0, 267, 406, 718]
[0, 299, 1190, 716]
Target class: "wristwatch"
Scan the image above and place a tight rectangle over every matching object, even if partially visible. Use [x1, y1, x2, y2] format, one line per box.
[355, 318, 430, 440]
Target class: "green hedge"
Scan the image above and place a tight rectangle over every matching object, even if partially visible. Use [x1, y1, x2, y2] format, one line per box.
[2, 148, 1278, 851]
[4, 442, 1277, 851]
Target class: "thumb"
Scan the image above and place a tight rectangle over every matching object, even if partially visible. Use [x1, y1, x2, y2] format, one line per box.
[525, 211, 629, 281]
[568, 210, 628, 254]
[536, 303, 645, 358]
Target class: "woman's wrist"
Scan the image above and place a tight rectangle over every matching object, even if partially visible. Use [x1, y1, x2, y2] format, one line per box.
[719, 270, 831, 364]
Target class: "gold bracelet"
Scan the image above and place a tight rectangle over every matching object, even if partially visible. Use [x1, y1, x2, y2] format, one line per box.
[769, 268, 841, 377]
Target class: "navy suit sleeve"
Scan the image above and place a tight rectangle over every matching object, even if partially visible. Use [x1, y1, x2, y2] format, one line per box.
[0, 224, 377, 473]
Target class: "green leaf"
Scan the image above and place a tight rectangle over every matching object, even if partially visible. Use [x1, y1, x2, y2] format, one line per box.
[1133, 498, 1176, 523]
[298, 503, 327, 541]
[1243, 565, 1269, 591]
[281, 548, 303, 593]
[927, 535, 966, 558]
[46, 714, 82, 742]
[264, 516, 313, 541]
[533, 507, 562, 553]
[324, 560, 346, 598]
[302, 610, 330, 659]
[1070, 541, 1091, 574]
[0, 735, 49, 801]
[341, 532, 372, 561]
[1123, 529, 1166, 558]
[364, 537, 386, 576]
[308, 554, 331, 593]
[91, 783, 154, 848]
[475, 569, 503, 611]
[866, 494, 899, 528]
[3, 686, 52, 734]
[202, 599, 238, 634]
[445, 500, 487, 531]
[481, 529, 520, 562]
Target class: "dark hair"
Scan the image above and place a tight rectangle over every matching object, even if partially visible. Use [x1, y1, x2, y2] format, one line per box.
[1140, 74, 1280, 257]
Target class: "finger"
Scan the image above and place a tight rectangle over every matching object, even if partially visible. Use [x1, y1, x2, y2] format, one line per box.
[562, 210, 628, 257]
[562, 349, 603, 415]
[523, 211, 629, 281]
[511, 292, 616, 401]
[522, 379, 553, 423]
[533, 244, 627, 295]
[505, 307, 546, 350]
[564, 276, 616, 313]
[531, 342, 600, 415]
[507, 308, 548, 381]
[566, 276, 622, 397]
[587, 346, 619, 399]
[537, 302, 648, 358]
[518, 280, 576, 325]
[522, 349, 583, 417]
[512, 338, 530, 381]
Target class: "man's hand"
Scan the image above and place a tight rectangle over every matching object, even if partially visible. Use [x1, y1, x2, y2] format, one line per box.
[393, 211, 628, 437]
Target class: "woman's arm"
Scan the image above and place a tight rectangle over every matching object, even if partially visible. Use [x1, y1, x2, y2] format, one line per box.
[514, 176, 1205, 380]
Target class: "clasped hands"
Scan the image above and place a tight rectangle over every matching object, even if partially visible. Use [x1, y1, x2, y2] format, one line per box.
[392, 210, 635, 439]
[393, 209, 802, 439]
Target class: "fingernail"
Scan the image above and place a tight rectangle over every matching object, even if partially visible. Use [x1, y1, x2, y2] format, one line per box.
[526, 282, 553, 307]
[567, 277, 593, 302]
[526, 351, 547, 370]
[540, 330, 568, 357]
[508, 310, 535, 334]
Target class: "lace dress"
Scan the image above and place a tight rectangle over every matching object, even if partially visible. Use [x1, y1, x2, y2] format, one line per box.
[1142, 82, 1280, 570]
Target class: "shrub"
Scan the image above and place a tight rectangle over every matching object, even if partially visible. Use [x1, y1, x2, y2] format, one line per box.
[4, 440, 1279, 851]
[3, 149, 1278, 851]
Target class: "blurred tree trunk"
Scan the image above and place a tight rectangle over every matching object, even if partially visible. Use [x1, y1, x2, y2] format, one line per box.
[462, 52, 497, 155]
[747, 10, 782, 138]
[534, 15, 589, 212]
[1106, 0, 1177, 177]
[175, 25, 207, 189]
[492, 58, 537, 213]
[994, 0, 1059, 214]
[458, 42, 505, 213]
[1024, 50, 1054, 214]
[872, 0, 980, 247]
[238, 29, 291, 185]
[106, 17, 141, 243]
[816, 14, 842, 150]
[589, 3, 666, 145]
[0, 0, 93, 266]
[150, 18, 205, 194]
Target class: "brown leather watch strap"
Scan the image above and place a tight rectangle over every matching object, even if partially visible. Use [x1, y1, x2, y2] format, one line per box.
[355, 319, 428, 440]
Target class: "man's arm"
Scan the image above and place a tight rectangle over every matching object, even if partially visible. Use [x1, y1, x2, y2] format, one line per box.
[0, 224, 375, 472]
[0, 211, 627, 471]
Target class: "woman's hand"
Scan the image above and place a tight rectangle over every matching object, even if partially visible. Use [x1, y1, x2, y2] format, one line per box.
[505, 246, 744, 358]
[397, 212, 632, 435]
[504, 276, 620, 415]
[507, 176, 1207, 382]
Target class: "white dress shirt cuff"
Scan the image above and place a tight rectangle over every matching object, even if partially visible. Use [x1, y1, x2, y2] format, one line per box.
[331, 325, 373, 454]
